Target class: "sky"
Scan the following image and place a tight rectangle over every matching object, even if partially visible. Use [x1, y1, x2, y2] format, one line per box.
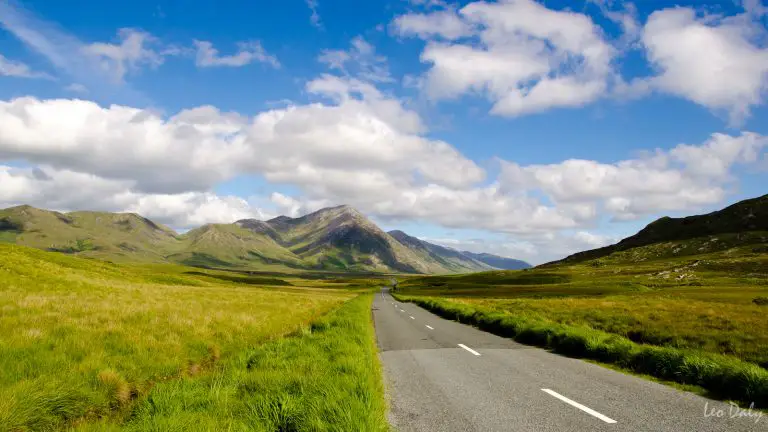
[0, 0, 767, 264]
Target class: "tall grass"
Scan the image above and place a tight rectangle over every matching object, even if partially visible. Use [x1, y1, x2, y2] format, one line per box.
[87, 295, 389, 431]
[0, 244, 353, 431]
[447, 295, 768, 367]
[395, 295, 768, 408]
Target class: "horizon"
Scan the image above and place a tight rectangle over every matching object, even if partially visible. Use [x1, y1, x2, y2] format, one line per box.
[1, 0, 767, 265]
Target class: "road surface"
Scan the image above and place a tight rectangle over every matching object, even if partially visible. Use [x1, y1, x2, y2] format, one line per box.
[373, 289, 765, 432]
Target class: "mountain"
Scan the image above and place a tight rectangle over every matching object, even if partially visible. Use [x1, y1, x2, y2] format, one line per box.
[235, 205, 439, 273]
[387, 230, 496, 272]
[550, 194, 768, 265]
[167, 223, 305, 269]
[0, 205, 181, 262]
[460, 251, 531, 270]
[0, 204, 528, 274]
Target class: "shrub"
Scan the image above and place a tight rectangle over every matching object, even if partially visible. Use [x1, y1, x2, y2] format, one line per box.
[753, 296, 768, 306]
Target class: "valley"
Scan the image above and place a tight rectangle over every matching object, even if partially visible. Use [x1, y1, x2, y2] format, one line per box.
[1, 195, 766, 430]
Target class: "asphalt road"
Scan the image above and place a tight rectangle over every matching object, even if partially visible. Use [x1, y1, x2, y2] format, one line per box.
[373, 289, 766, 432]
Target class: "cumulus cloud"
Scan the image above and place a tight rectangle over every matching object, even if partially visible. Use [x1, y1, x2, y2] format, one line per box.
[641, 7, 768, 124]
[395, 0, 768, 121]
[0, 98, 250, 193]
[393, 0, 615, 116]
[193, 40, 280, 68]
[500, 132, 768, 221]
[1, 90, 765, 236]
[0, 164, 265, 229]
[0, 53, 53, 79]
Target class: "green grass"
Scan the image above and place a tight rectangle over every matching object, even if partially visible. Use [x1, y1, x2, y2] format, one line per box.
[77, 295, 388, 431]
[0, 243, 388, 431]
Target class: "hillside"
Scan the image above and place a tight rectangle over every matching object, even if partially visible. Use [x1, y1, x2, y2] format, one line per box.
[168, 223, 306, 269]
[0, 205, 182, 262]
[550, 194, 768, 265]
[461, 251, 531, 270]
[0, 204, 528, 274]
[387, 230, 496, 272]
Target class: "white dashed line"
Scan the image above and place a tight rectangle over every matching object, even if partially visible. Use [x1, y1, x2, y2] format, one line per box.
[457, 344, 481, 356]
[410, 316, 415, 320]
[425, 325, 434, 330]
[541, 389, 617, 424]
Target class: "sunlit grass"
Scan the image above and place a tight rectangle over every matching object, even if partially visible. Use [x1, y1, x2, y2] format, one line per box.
[0, 244, 355, 431]
[78, 295, 388, 431]
[447, 295, 768, 367]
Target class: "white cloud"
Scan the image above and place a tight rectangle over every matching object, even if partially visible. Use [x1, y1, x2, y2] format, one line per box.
[318, 36, 392, 83]
[194, 40, 280, 68]
[306, 0, 322, 29]
[83, 28, 164, 82]
[642, 7, 768, 124]
[0, 53, 53, 79]
[500, 132, 768, 221]
[392, 10, 473, 40]
[1, 91, 765, 237]
[394, 0, 616, 116]
[125, 193, 266, 227]
[0, 164, 265, 229]
[0, 98, 251, 193]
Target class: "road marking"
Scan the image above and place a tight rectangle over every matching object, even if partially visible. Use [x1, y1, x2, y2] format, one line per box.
[425, 325, 434, 330]
[457, 344, 481, 356]
[410, 316, 415, 319]
[541, 389, 617, 424]
[399, 309, 405, 313]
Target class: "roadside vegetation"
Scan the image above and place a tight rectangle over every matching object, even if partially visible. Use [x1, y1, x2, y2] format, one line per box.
[0, 243, 387, 431]
[395, 233, 768, 407]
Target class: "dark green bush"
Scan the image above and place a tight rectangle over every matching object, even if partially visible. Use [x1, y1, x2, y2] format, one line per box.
[753, 296, 768, 306]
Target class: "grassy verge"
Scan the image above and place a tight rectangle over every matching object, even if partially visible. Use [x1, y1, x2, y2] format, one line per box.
[444, 295, 768, 368]
[393, 294, 768, 408]
[0, 244, 359, 431]
[75, 295, 388, 431]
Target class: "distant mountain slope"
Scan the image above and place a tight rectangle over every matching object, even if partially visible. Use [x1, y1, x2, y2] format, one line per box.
[461, 251, 531, 270]
[550, 194, 768, 265]
[0, 204, 531, 274]
[387, 230, 495, 272]
[0, 205, 181, 262]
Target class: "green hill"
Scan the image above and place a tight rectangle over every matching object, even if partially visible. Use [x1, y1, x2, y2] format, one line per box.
[550, 194, 768, 265]
[0, 205, 182, 263]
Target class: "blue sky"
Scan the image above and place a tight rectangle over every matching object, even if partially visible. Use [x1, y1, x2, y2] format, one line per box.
[1, 0, 767, 263]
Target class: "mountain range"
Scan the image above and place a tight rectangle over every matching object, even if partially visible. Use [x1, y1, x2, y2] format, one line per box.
[0, 204, 531, 274]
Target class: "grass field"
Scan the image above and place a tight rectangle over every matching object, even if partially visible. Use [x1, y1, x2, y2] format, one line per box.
[0, 243, 388, 431]
[395, 235, 768, 406]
